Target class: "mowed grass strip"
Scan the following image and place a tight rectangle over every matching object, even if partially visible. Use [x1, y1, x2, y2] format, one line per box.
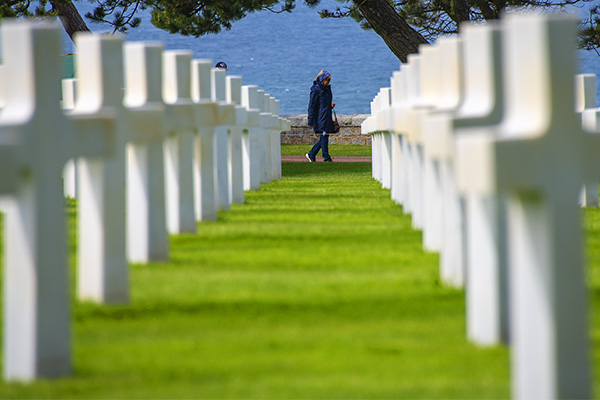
[3, 162, 514, 398]
[281, 143, 372, 157]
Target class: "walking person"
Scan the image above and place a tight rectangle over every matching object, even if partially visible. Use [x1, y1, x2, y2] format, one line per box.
[306, 70, 335, 162]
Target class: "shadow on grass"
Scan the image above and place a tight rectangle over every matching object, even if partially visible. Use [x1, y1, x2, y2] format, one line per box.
[74, 291, 459, 323]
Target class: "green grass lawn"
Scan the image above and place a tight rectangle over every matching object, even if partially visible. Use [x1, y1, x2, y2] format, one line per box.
[281, 143, 371, 157]
[583, 206, 600, 399]
[2, 160, 600, 398]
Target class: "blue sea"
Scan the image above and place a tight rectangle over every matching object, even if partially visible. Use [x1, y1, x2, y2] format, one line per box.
[64, 0, 399, 115]
[61, 1, 599, 114]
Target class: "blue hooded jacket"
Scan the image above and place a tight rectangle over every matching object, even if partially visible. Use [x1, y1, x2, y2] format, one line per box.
[307, 80, 333, 133]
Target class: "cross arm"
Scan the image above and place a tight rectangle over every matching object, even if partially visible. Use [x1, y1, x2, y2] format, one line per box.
[193, 101, 236, 128]
[280, 117, 291, 131]
[217, 103, 236, 126]
[0, 144, 19, 193]
[164, 101, 196, 133]
[581, 130, 600, 181]
[125, 104, 165, 143]
[259, 112, 278, 130]
[457, 126, 584, 196]
[66, 109, 117, 160]
[234, 106, 248, 126]
[391, 107, 410, 136]
[245, 109, 260, 128]
[194, 101, 222, 128]
[455, 128, 500, 195]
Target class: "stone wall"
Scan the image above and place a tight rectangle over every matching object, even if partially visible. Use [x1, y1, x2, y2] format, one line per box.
[280, 114, 371, 145]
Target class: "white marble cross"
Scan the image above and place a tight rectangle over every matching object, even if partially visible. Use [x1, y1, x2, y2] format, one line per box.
[191, 60, 235, 220]
[267, 95, 283, 181]
[0, 64, 5, 109]
[75, 34, 128, 303]
[226, 75, 247, 204]
[581, 74, 600, 136]
[364, 97, 380, 180]
[403, 56, 423, 220]
[362, 99, 377, 168]
[213, 68, 235, 211]
[264, 91, 282, 183]
[241, 85, 263, 190]
[123, 42, 169, 263]
[404, 53, 427, 229]
[392, 63, 421, 212]
[422, 39, 456, 255]
[456, 13, 594, 398]
[0, 20, 115, 381]
[575, 73, 599, 207]
[273, 98, 288, 179]
[76, 35, 169, 302]
[257, 89, 273, 184]
[445, 22, 510, 345]
[452, 22, 510, 346]
[192, 60, 217, 221]
[429, 38, 466, 287]
[163, 50, 197, 233]
[389, 69, 409, 206]
[61, 78, 77, 198]
[374, 88, 393, 189]
[262, 93, 275, 182]
[368, 94, 381, 181]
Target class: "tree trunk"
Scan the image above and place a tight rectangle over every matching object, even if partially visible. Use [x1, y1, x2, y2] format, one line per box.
[354, 0, 429, 63]
[49, 0, 92, 42]
[454, 0, 471, 27]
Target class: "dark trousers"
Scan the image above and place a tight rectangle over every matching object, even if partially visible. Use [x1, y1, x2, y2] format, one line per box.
[308, 133, 331, 161]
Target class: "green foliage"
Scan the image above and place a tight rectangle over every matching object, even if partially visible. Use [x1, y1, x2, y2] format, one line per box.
[5, 0, 598, 54]
[0, 0, 296, 35]
[0, 1, 25, 18]
[318, 0, 596, 44]
[580, 5, 600, 55]
[0, 0, 56, 19]
[148, 0, 296, 36]
[84, 0, 145, 34]
[84, 0, 297, 35]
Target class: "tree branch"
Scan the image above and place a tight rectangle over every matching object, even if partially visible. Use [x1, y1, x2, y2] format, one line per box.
[354, 0, 429, 62]
[49, 0, 91, 41]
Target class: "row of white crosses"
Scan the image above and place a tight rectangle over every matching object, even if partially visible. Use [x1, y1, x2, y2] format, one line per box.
[364, 12, 596, 399]
[0, 19, 289, 381]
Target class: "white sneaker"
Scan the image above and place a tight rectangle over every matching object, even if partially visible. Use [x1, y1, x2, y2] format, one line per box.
[305, 153, 314, 162]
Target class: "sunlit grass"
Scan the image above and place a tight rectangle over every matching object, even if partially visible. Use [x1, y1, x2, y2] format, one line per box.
[281, 143, 371, 157]
[18, 161, 600, 397]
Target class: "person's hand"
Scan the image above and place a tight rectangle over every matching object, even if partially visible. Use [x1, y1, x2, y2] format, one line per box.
[332, 102, 336, 109]
[308, 125, 312, 129]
